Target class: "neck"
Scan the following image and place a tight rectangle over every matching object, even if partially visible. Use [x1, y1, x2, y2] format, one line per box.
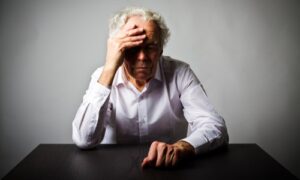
[132, 80, 147, 92]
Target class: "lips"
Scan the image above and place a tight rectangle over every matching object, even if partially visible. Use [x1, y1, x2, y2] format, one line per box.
[134, 66, 151, 69]
[136, 67, 149, 69]
[134, 67, 151, 73]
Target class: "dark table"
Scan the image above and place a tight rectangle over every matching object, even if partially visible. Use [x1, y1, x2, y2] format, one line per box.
[3, 144, 297, 180]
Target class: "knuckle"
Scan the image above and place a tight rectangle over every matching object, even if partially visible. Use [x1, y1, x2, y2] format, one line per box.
[117, 45, 124, 52]
[158, 143, 166, 149]
[174, 148, 180, 155]
[147, 156, 154, 161]
[152, 141, 159, 146]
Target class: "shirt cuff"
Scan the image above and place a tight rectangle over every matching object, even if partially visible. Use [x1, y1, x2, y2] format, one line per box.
[181, 135, 210, 154]
[93, 81, 111, 94]
[85, 81, 111, 102]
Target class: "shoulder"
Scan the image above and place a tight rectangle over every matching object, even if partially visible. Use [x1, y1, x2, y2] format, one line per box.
[161, 56, 201, 92]
[161, 56, 190, 74]
[161, 56, 189, 68]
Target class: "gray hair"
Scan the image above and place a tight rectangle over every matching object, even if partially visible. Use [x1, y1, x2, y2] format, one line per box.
[109, 7, 170, 48]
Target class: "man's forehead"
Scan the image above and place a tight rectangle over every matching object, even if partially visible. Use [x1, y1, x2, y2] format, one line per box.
[145, 30, 159, 42]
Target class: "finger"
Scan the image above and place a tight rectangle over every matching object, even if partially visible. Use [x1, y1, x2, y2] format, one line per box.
[117, 36, 144, 50]
[171, 149, 181, 166]
[155, 143, 167, 167]
[125, 27, 145, 37]
[123, 34, 146, 42]
[164, 146, 174, 167]
[123, 23, 136, 31]
[120, 34, 146, 51]
[120, 40, 143, 51]
[115, 25, 141, 38]
[144, 141, 159, 167]
[148, 141, 159, 159]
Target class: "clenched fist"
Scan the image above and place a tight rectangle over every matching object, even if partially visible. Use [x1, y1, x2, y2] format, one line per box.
[142, 140, 196, 168]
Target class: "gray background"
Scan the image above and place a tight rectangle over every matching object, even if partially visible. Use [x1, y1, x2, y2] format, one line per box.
[0, 0, 299, 178]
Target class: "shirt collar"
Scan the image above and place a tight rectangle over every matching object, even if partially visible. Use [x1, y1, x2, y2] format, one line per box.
[114, 57, 163, 87]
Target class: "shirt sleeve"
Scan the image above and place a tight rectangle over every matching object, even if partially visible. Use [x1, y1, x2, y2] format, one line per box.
[72, 67, 111, 149]
[179, 65, 229, 154]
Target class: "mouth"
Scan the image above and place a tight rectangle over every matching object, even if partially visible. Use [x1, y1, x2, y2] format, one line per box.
[134, 66, 151, 70]
[134, 67, 151, 73]
[136, 67, 149, 69]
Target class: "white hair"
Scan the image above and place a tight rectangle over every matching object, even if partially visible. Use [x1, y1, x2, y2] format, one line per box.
[109, 7, 170, 48]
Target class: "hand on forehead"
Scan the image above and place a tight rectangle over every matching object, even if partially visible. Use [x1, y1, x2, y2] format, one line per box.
[123, 16, 160, 45]
[122, 21, 138, 30]
[124, 17, 156, 33]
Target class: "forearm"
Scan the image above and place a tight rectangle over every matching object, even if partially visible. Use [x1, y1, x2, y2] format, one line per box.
[98, 64, 119, 87]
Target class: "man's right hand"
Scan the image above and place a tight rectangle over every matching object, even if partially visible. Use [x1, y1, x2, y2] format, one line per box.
[98, 24, 146, 86]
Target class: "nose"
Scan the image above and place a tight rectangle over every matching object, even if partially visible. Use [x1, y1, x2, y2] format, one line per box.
[137, 48, 147, 61]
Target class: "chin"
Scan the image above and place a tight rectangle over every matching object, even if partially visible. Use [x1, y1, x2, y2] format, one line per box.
[135, 77, 149, 82]
[134, 74, 151, 82]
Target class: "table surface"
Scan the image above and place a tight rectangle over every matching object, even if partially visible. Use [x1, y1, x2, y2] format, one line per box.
[3, 144, 297, 180]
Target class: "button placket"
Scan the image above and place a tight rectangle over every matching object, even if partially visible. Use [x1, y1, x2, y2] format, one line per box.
[138, 93, 148, 142]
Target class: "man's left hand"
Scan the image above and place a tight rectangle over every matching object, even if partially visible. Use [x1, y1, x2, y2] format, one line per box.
[141, 140, 195, 168]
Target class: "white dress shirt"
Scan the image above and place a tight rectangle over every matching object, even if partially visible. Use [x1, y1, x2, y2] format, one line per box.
[72, 56, 228, 153]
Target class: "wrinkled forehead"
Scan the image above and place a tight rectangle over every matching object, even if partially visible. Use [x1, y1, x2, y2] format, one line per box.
[124, 16, 161, 44]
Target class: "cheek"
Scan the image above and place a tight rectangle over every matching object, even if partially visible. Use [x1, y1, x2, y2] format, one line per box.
[123, 60, 132, 72]
[124, 51, 136, 60]
[124, 56, 137, 67]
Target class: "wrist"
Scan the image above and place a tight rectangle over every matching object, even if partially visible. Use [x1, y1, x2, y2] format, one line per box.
[98, 64, 119, 87]
[173, 140, 196, 156]
[103, 62, 120, 72]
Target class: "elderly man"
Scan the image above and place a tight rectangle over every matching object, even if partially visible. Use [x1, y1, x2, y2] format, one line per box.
[72, 7, 228, 168]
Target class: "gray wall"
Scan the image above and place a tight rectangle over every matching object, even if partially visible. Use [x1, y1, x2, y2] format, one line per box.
[1, 0, 299, 178]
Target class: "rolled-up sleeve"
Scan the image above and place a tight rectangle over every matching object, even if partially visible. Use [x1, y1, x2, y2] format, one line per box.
[72, 67, 111, 149]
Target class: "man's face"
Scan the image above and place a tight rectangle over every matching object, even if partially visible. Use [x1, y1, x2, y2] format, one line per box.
[123, 16, 162, 82]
